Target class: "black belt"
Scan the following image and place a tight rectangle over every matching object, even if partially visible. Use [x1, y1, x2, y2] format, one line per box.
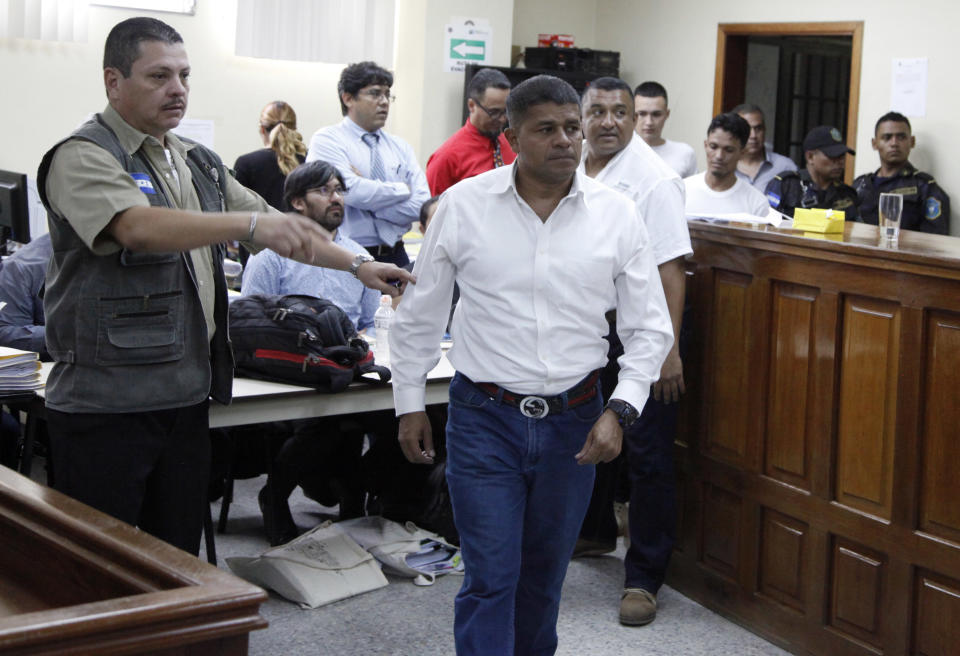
[366, 241, 404, 256]
[468, 370, 601, 419]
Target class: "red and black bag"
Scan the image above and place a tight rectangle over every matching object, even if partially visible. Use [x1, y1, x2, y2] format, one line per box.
[228, 294, 390, 392]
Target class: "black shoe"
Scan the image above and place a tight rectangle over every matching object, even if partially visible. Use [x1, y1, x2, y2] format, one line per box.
[258, 484, 299, 546]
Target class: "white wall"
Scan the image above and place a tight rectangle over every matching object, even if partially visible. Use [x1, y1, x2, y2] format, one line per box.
[596, 0, 960, 233]
[0, 0, 515, 186]
[512, 0, 598, 50]
[410, 0, 516, 164]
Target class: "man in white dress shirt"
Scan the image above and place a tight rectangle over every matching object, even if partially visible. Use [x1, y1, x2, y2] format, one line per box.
[685, 113, 770, 218]
[307, 61, 430, 267]
[634, 81, 698, 178]
[577, 77, 692, 627]
[389, 75, 673, 655]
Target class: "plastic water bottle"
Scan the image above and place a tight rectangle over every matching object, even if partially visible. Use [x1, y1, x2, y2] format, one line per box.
[373, 295, 394, 366]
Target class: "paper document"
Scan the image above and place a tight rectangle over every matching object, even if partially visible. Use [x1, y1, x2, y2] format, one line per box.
[687, 207, 783, 227]
[0, 347, 43, 392]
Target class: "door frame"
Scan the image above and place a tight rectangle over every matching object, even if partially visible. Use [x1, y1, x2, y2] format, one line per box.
[713, 21, 864, 181]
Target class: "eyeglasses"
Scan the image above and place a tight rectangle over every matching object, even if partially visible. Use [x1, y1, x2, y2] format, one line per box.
[474, 99, 506, 121]
[359, 88, 396, 103]
[305, 184, 347, 198]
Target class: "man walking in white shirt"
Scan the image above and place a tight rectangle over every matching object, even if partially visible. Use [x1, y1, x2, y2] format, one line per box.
[389, 75, 673, 655]
[577, 77, 692, 627]
[634, 81, 698, 178]
[307, 61, 430, 267]
[685, 112, 770, 218]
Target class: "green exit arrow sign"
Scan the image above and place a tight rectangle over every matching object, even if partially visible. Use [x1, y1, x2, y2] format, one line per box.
[450, 39, 485, 60]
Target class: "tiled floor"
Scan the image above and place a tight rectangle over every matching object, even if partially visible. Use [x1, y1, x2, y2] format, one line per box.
[210, 477, 793, 656]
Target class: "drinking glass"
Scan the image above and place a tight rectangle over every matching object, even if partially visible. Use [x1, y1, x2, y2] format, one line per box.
[879, 192, 903, 246]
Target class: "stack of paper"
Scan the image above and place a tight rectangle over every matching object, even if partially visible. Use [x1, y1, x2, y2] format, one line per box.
[0, 347, 43, 394]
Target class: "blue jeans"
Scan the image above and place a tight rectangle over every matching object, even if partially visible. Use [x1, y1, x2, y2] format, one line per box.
[445, 373, 601, 656]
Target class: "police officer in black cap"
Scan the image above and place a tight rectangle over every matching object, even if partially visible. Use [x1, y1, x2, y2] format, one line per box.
[853, 112, 949, 234]
[765, 125, 859, 219]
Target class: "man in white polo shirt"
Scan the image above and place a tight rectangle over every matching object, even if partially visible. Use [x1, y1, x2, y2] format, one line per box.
[578, 76, 692, 627]
[634, 81, 697, 178]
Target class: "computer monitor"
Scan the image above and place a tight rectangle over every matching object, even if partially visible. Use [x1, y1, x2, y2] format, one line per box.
[0, 169, 31, 251]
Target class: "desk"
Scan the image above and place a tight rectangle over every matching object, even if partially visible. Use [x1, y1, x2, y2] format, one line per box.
[209, 355, 454, 428]
[22, 355, 454, 461]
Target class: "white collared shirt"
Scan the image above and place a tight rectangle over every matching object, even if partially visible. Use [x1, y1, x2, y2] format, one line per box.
[306, 117, 430, 247]
[580, 134, 692, 265]
[390, 163, 673, 415]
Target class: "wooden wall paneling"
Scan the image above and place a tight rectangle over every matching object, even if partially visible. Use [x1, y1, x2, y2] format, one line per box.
[700, 482, 743, 582]
[828, 537, 887, 648]
[918, 311, 960, 546]
[811, 290, 840, 501]
[758, 507, 808, 612]
[891, 306, 924, 531]
[704, 270, 754, 465]
[834, 295, 901, 520]
[914, 570, 960, 656]
[765, 281, 819, 491]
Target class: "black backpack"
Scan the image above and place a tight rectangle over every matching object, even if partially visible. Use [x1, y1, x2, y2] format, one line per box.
[228, 294, 390, 392]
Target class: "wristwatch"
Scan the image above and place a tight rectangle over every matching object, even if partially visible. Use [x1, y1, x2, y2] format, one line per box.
[349, 252, 374, 279]
[605, 399, 639, 428]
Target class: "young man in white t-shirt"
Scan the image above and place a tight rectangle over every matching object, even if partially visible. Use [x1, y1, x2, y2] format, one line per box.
[633, 81, 697, 178]
[684, 112, 770, 218]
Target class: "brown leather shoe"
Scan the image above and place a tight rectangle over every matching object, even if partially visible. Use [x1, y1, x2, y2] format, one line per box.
[619, 588, 657, 626]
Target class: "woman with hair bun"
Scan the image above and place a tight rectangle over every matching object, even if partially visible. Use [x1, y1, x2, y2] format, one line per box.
[234, 100, 307, 212]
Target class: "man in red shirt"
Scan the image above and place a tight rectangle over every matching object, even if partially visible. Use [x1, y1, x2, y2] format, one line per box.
[426, 69, 516, 194]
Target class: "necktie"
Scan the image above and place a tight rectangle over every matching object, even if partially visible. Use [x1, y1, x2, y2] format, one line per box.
[493, 138, 504, 168]
[362, 132, 386, 180]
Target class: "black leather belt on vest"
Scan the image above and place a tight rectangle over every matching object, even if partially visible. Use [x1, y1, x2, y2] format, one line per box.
[366, 240, 404, 256]
[469, 370, 601, 419]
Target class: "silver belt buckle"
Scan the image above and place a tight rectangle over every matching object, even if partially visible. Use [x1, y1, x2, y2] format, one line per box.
[519, 396, 549, 419]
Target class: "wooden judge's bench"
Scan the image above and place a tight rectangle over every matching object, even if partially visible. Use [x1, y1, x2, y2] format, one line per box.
[671, 220, 960, 656]
[0, 466, 267, 655]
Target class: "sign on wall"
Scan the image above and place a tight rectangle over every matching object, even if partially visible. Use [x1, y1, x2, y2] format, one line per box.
[444, 17, 491, 73]
[890, 57, 928, 117]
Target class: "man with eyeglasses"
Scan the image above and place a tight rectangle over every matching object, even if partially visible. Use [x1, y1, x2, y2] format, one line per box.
[426, 68, 516, 195]
[308, 61, 430, 268]
[241, 160, 380, 545]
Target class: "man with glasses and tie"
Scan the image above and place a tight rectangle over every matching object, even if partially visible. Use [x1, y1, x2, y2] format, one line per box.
[426, 68, 516, 195]
[308, 61, 430, 268]
[241, 160, 381, 545]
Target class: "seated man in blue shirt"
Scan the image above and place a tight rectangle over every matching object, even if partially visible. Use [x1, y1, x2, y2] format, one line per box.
[241, 160, 379, 545]
[0, 232, 52, 469]
[0, 233, 52, 359]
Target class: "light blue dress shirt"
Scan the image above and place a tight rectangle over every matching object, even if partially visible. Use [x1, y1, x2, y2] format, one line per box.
[306, 117, 430, 248]
[240, 230, 380, 332]
[735, 144, 797, 191]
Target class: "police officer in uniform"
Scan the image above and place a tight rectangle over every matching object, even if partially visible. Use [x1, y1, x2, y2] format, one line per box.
[853, 111, 950, 235]
[765, 125, 859, 219]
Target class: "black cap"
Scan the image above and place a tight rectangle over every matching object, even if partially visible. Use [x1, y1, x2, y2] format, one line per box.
[802, 125, 855, 157]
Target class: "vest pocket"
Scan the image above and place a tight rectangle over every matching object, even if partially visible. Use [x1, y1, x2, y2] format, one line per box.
[95, 291, 185, 365]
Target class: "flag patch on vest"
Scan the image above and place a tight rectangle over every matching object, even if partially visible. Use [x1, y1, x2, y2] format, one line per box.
[130, 173, 157, 195]
[926, 197, 942, 220]
[766, 191, 781, 207]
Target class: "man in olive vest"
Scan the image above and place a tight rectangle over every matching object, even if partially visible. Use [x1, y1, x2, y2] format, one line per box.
[38, 17, 410, 555]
